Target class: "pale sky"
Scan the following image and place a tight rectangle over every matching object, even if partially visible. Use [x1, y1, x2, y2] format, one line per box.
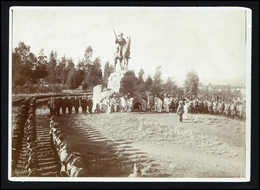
[11, 7, 248, 86]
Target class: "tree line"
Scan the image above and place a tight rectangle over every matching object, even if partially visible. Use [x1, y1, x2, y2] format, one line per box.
[12, 41, 200, 97]
[120, 66, 200, 99]
[12, 42, 104, 93]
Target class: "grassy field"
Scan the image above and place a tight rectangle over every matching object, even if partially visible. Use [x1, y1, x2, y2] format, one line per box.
[52, 111, 246, 178]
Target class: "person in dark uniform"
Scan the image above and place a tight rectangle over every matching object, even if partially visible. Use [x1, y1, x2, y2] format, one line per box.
[177, 101, 184, 122]
[194, 99, 199, 114]
[74, 96, 80, 114]
[54, 97, 61, 115]
[64, 97, 69, 114]
[61, 97, 67, 114]
[87, 97, 93, 114]
[67, 97, 73, 114]
[78, 96, 82, 113]
[81, 96, 87, 113]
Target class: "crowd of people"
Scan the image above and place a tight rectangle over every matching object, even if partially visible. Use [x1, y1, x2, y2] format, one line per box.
[46, 93, 246, 121]
[174, 95, 246, 122]
[159, 94, 246, 121]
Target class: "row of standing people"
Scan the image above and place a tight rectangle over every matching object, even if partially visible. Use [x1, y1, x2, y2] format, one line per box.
[46, 94, 246, 120]
[96, 94, 134, 113]
[173, 97, 246, 120]
[47, 96, 93, 115]
[146, 94, 245, 120]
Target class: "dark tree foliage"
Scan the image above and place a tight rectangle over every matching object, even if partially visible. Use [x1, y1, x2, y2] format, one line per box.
[83, 57, 102, 90]
[184, 71, 199, 97]
[120, 70, 138, 96]
[144, 75, 153, 92]
[103, 61, 114, 88]
[163, 77, 178, 96]
[13, 42, 204, 97]
[12, 42, 43, 86]
[151, 66, 163, 96]
[56, 56, 67, 84]
[72, 70, 85, 89]
[137, 68, 145, 84]
[31, 49, 48, 83]
[65, 59, 75, 89]
[137, 68, 146, 95]
[46, 51, 58, 84]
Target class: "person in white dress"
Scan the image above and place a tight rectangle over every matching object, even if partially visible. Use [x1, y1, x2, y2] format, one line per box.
[157, 97, 163, 113]
[163, 95, 170, 113]
[106, 97, 111, 113]
[183, 100, 189, 120]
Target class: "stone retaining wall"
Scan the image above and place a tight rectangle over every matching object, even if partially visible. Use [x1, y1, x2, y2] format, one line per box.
[12, 95, 88, 177]
[49, 116, 86, 177]
[12, 99, 30, 174]
[12, 98, 39, 176]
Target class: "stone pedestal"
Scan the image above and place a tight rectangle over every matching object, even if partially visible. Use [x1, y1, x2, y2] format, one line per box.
[107, 71, 124, 93]
[92, 68, 126, 112]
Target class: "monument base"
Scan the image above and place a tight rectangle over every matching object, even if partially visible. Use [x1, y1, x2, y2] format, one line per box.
[92, 67, 126, 112]
[107, 71, 125, 93]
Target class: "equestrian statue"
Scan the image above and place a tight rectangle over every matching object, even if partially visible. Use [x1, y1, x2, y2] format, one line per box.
[114, 30, 131, 71]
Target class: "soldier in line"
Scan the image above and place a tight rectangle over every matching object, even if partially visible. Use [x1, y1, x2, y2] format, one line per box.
[67, 97, 73, 114]
[54, 97, 61, 115]
[86, 97, 93, 114]
[65, 97, 70, 114]
[78, 96, 82, 113]
[73, 96, 80, 114]
[81, 96, 88, 113]
[61, 97, 67, 114]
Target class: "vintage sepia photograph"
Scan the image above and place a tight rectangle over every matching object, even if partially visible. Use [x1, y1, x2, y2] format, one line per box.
[9, 7, 251, 181]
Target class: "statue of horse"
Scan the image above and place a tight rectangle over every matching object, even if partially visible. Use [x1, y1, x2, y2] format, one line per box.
[114, 36, 131, 71]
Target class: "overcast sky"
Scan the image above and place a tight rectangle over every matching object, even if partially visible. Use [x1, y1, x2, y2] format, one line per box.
[11, 7, 248, 86]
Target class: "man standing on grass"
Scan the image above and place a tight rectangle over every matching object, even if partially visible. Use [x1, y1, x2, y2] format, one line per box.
[163, 94, 170, 113]
[177, 101, 184, 122]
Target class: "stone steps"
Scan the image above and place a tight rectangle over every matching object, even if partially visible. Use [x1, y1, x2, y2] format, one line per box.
[13, 115, 60, 177]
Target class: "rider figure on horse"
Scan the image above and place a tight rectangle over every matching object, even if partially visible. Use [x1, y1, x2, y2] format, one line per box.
[114, 30, 129, 71]
[115, 33, 126, 59]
